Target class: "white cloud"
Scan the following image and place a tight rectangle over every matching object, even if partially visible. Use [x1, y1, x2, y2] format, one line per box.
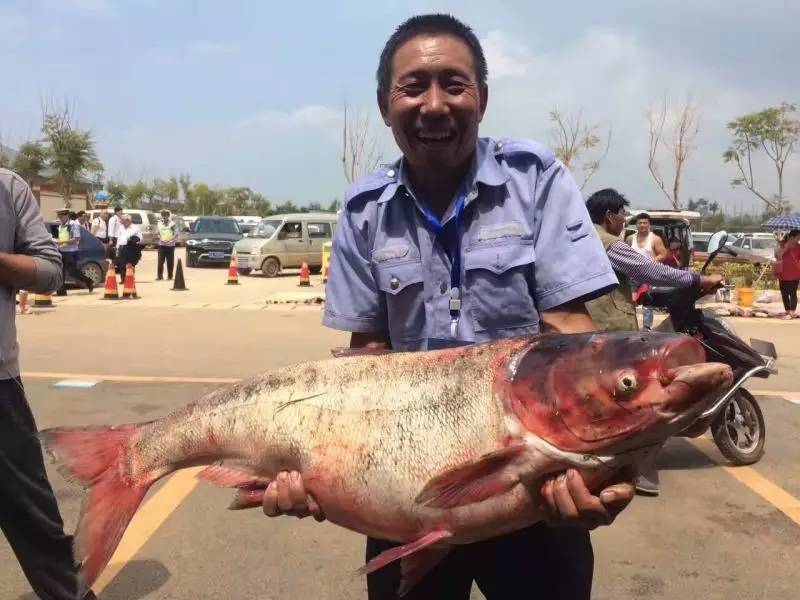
[477, 27, 798, 210]
[481, 31, 530, 80]
[146, 40, 241, 64]
[235, 105, 342, 131]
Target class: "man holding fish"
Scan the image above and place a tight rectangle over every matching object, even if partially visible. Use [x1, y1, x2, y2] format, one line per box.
[265, 13, 635, 599]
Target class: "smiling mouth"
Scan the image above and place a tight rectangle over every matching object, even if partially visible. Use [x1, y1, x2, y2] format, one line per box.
[416, 131, 455, 144]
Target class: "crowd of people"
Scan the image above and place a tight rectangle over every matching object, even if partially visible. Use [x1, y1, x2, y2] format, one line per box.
[1, 12, 798, 600]
[47, 205, 181, 295]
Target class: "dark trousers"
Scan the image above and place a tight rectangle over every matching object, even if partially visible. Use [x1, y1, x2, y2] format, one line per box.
[779, 280, 799, 312]
[58, 252, 93, 295]
[117, 246, 139, 284]
[0, 378, 84, 600]
[366, 523, 593, 599]
[157, 246, 175, 279]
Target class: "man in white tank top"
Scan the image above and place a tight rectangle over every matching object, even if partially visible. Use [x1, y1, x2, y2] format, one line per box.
[626, 213, 668, 333]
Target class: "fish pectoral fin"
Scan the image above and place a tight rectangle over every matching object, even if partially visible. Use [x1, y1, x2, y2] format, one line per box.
[197, 463, 267, 489]
[356, 529, 452, 578]
[415, 444, 525, 509]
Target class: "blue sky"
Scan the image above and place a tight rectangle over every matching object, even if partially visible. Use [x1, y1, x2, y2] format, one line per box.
[1, 0, 798, 212]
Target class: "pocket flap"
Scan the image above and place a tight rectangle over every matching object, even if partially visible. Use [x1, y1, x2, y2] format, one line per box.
[372, 244, 410, 263]
[375, 261, 424, 295]
[464, 240, 535, 275]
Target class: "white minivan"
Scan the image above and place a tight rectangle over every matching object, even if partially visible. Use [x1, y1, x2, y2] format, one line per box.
[233, 212, 338, 277]
[89, 209, 159, 246]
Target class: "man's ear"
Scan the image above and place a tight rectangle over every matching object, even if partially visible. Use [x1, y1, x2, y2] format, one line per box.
[478, 85, 489, 122]
[377, 90, 390, 126]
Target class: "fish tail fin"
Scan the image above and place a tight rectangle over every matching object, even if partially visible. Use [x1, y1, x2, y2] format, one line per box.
[39, 424, 151, 589]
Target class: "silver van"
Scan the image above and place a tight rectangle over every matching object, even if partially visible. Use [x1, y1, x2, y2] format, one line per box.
[233, 212, 338, 277]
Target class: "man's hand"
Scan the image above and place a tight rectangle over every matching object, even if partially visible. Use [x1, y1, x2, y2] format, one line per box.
[262, 471, 326, 522]
[540, 468, 634, 530]
[699, 274, 724, 293]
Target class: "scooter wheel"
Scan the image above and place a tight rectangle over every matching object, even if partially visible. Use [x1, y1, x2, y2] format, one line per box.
[711, 389, 765, 466]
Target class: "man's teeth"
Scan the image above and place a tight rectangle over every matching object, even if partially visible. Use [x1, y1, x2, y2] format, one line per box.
[419, 132, 451, 140]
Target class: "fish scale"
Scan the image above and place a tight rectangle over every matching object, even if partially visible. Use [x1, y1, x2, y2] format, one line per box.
[39, 332, 732, 595]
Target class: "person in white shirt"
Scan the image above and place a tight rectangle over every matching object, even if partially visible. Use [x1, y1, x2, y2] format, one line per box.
[107, 205, 124, 259]
[115, 214, 142, 283]
[626, 212, 668, 330]
[91, 208, 110, 251]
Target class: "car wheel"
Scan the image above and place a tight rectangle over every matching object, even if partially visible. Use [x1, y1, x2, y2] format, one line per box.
[81, 262, 105, 286]
[262, 257, 280, 277]
[238, 267, 253, 276]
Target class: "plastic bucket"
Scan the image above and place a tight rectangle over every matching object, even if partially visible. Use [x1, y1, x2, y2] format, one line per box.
[737, 287, 754, 307]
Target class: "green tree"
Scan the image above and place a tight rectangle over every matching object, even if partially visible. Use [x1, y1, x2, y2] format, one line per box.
[12, 141, 47, 185]
[41, 107, 101, 207]
[723, 102, 799, 212]
[327, 198, 341, 213]
[192, 183, 223, 215]
[125, 180, 148, 209]
[106, 179, 127, 206]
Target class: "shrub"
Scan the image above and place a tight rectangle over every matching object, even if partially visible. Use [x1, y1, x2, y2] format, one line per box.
[692, 261, 778, 289]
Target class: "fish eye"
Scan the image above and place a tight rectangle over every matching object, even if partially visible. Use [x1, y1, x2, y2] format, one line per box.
[616, 371, 638, 395]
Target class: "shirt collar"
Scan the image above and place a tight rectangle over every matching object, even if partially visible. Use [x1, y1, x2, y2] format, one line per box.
[385, 137, 510, 205]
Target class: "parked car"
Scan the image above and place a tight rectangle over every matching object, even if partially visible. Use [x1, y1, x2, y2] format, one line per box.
[729, 233, 777, 261]
[184, 216, 243, 267]
[88, 209, 159, 246]
[233, 212, 338, 277]
[44, 221, 109, 287]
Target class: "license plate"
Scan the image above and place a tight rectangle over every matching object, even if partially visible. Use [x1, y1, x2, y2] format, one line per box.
[208, 251, 225, 259]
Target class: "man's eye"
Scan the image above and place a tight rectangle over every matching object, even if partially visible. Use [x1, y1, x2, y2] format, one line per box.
[401, 83, 425, 96]
[446, 82, 466, 94]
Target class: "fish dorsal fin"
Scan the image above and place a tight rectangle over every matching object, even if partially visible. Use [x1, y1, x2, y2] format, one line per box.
[415, 444, 525, 509]
[331, 346, 396, 358]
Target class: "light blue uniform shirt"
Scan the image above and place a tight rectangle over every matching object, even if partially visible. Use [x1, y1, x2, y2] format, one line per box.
[322, 137, 618, 351]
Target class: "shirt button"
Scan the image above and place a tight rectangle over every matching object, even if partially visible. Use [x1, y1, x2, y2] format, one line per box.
[439, 282, 448, 294]
[390, 276, 399, 290]
[386, 169, 395, 178]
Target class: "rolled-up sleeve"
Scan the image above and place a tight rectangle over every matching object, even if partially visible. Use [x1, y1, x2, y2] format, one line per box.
[531, 162, 617, 311]
[322, 207, 385, 333]
[12, 176, 63, 293]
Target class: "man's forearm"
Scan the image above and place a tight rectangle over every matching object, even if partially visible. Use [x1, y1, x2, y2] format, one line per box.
[0, 253, 39, 289]
[540, 301, 597, 333]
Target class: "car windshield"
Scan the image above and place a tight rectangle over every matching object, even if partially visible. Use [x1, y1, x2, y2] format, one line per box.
[194, 219, 240, 234]
[752, 238, 776, 250]
[251, 220, 282, 238]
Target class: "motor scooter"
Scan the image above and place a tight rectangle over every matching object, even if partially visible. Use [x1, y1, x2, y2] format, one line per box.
[643, 231, 777, 465]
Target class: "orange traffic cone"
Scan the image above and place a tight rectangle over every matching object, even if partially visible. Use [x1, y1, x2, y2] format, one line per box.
[298, 262, 311, 287]
[121, 264, 138, 299]
[226, 252, 239, 285]
[101, 264, 119, 300]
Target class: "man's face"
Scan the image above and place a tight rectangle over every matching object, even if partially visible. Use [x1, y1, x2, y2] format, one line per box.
[607, 208, 628, 236]
[379, 33, 487, 177]
[636, 218, 650, 235]
[57, 213, 68, 224]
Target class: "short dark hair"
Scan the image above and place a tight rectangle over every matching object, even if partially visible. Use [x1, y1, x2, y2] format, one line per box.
[635, 212, 651, 222]
[114, 205, 123, 213]
[376, 14, 488, 96]
[585, 188, 629, 225]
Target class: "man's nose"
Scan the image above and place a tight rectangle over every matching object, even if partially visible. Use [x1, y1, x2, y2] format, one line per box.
[420, 83, 449, 117]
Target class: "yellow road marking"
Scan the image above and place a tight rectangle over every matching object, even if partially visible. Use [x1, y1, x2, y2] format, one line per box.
[22, 371, 238, 384]
[92, 467, 202, 593]
[689, 438, 800, 527]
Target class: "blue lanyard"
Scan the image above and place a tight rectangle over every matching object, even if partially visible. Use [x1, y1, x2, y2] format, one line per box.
[417, 186, 467, 337]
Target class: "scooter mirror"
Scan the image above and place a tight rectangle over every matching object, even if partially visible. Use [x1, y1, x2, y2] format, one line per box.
[707, 231, 729, 255]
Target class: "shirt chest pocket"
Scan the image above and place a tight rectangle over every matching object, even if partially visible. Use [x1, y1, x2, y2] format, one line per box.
[374, 260, 426, 344]
[464, 240, 538, 333]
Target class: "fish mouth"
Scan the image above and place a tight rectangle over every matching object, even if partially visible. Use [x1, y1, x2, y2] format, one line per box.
[657, 362, 734, 417]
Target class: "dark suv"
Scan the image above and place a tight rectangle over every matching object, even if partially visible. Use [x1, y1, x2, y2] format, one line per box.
[185, 217, 242, 267]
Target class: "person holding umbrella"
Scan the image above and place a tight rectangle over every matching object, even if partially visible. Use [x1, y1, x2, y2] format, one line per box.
[763, 213, 800, 319]
[775, 230, 800, 318]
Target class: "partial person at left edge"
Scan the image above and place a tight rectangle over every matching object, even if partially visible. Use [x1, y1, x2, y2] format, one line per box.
[0, 169, 98, 599]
